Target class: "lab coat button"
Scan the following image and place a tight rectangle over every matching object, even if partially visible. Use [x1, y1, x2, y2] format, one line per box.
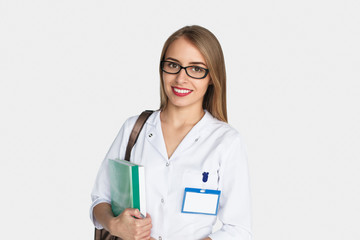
[166, 162, 170, 167]
[195, 138, 199, 142]
[148, 133, 153, 137]
[161, 198, 164, 204]
[158, 237, 162, 240]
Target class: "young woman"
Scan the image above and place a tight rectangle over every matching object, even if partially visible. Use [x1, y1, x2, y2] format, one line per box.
[90, 25, 252, 240]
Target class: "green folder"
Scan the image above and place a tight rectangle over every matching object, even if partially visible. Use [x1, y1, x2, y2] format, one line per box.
[108, 159, 146, 217]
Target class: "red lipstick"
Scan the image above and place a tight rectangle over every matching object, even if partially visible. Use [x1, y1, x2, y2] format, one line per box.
[172, 87, 192, 97]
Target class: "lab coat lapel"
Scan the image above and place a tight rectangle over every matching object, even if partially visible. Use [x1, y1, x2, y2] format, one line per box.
[145, 110, 212, 160]
[169, 111, 211, 160]
[169, 128, 200, 160]
[145, 112, 168, 161]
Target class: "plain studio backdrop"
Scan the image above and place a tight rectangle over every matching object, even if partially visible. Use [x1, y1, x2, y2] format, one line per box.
[0, 0, 359, 239]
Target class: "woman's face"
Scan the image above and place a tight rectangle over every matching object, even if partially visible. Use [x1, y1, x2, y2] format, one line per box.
[162, 37, 211, 111]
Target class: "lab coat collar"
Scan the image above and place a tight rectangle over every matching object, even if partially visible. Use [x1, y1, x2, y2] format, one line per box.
[145, 110, 215, 161]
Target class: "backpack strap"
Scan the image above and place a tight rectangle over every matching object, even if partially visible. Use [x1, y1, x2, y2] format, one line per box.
[124, 110, 154, 161]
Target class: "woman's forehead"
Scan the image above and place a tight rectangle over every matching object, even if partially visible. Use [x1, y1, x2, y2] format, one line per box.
[165, 37, 207, 65]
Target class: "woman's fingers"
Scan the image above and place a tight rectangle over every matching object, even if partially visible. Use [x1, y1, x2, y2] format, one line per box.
[124, 208, 142, 219]
[112, 208, 152, 239]
[135, 217, 152, 227]
[136, 229, 152, 239]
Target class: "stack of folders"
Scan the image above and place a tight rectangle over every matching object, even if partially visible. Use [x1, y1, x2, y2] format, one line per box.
[108, 159, 146, 218]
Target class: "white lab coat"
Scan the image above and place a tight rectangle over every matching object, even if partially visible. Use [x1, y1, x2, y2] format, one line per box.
[90, 110, 252, 240]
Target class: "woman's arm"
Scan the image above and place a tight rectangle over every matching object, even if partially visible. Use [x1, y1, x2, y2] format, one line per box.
[90, 116, 153, 239]
[208, 135, 252, 240]
[93, 203, 116, 232]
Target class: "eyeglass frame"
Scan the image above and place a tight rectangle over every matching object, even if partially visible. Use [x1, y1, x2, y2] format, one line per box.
[160, 60, 210, 79]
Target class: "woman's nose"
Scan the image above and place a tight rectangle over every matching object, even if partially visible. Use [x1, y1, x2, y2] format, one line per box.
[175, 68, 188, 83]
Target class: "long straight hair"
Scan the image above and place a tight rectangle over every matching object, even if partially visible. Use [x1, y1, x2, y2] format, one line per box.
[159, 25, 228, 122]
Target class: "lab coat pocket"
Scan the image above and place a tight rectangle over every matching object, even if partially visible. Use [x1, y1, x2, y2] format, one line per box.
[182, 169, 219, 190]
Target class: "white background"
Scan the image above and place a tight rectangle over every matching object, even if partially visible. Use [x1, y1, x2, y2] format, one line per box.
[0, 0, 359, 239]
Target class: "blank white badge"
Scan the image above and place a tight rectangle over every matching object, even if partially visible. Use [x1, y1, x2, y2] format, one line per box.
[181, 188, 221, 215]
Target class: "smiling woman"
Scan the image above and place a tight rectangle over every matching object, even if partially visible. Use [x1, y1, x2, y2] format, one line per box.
[159, 26, 227, 122]
[90, 25, 252, 240]
[161, 37, 211, 112]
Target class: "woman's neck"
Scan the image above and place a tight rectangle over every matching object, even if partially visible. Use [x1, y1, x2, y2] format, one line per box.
[160, 104, 205, 128]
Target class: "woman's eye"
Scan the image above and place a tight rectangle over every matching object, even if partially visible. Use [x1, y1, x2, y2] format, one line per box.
[169, 62, 179, 68]
[191, 66, 203, 72]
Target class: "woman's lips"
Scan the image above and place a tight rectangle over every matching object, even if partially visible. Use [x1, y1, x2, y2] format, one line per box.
[172, 87, 192, 97]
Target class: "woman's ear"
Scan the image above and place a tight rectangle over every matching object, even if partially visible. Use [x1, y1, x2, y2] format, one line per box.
[208, 78, 213, 85]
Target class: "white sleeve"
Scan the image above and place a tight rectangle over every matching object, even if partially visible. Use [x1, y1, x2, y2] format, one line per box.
[89, 118, 135, 229]
[209, 135, 252, 240]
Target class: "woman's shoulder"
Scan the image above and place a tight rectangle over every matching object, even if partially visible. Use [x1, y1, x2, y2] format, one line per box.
[123, 114, 140, 127]
[122, 110, 158, 130]
[205, 111, 244, 142]
[206, 111, 241, 133]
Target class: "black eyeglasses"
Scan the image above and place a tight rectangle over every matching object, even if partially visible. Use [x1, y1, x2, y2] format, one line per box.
[160, 61, 209, 79]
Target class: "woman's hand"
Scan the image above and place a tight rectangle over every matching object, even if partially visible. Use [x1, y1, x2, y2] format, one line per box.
[109, 208, 152, 240]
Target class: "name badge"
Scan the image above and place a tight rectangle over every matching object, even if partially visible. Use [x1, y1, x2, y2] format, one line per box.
[181, 188, 221, 215]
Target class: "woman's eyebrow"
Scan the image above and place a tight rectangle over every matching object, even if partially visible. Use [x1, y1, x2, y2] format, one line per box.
[165, 57, 207, 67]
[165, 57, 180, 63]
[189, 61, 207, 66]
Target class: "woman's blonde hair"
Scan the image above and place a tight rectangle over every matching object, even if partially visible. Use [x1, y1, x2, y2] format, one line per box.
[159, 25, 227, 122]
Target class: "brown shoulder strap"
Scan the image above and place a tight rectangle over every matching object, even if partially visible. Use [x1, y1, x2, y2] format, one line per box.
[124, 110, 154, 161]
